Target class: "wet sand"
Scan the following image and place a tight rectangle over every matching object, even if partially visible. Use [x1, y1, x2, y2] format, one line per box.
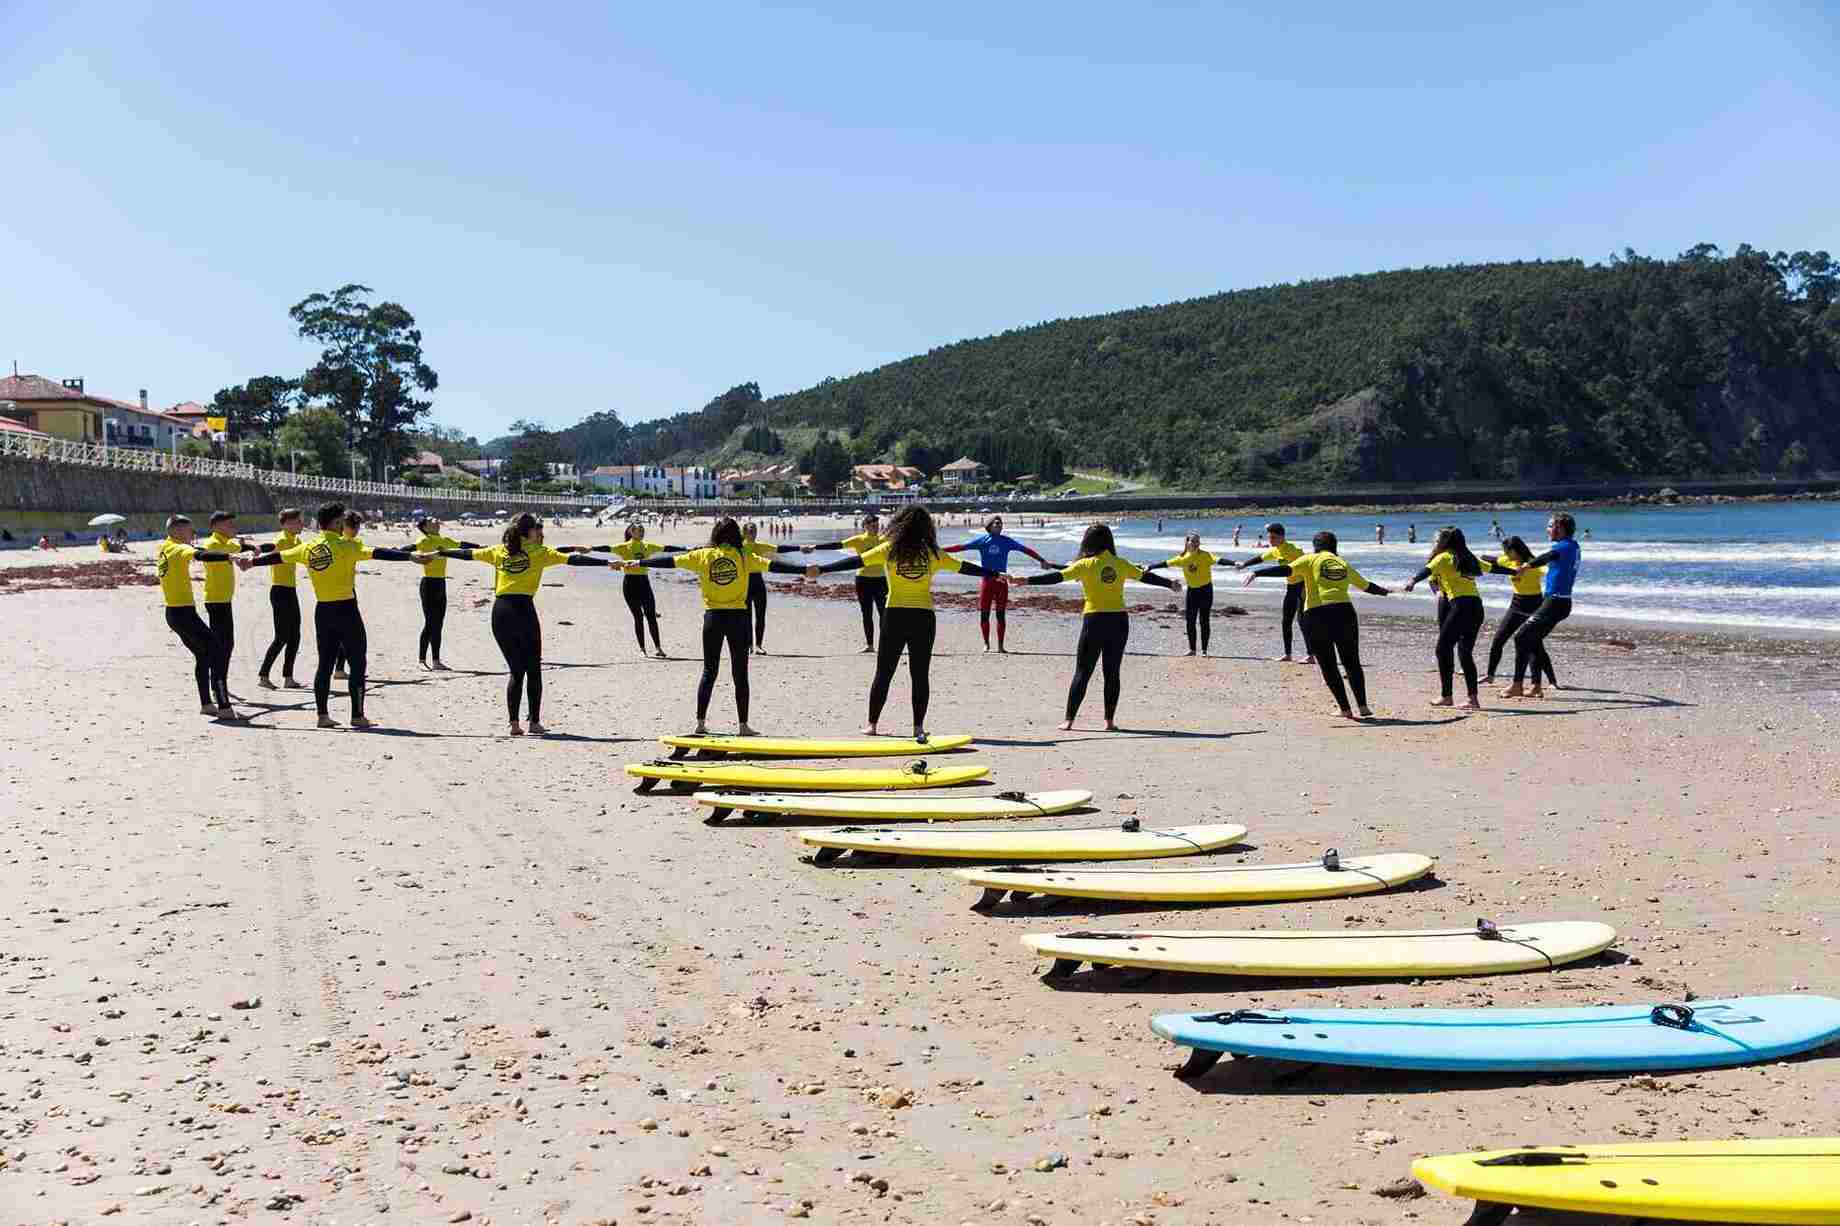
[4, 524, 1839, 1225]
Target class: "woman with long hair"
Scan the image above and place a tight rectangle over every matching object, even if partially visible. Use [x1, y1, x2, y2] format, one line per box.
[411, 515, 485, 671]
[1402, 526, 1507, 710]
[1014, 523, 1180, 730]
[742, 521, 801, 653]
[425, 513, 615, 736]
[635, 516, 811, 733]
[809, 505, 1000, 737]
[332, 509, 365, 682]
[591, 522, 681, 657]
[1244, 530, 1390, 718]
[803, 513, 886, 652]
[1484, 534, 1558, 688]
[1147, 532, 1226, 655]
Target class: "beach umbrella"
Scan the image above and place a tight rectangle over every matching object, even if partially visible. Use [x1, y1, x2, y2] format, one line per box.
[412, 507, 427, 518]
[495, 508, 508, 515]
[88, 513, 126, 527]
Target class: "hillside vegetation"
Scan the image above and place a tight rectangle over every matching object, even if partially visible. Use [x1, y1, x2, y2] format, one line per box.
[517, 245, 1840, 487]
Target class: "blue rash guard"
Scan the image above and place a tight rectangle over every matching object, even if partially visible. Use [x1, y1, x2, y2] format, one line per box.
[950, 532, 1040, 574]
[1543, 537, 1581, 597]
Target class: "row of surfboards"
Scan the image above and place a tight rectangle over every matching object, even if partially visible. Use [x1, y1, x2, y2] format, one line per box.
[627, 734, 1840, 1224]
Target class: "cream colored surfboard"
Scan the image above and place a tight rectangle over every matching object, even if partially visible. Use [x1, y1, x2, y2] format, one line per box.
[1022, 920, 1615, 979]
[958, 851, 1433, 907]
[693, 788, 1093, 822]
[798, 822, 1248, 864]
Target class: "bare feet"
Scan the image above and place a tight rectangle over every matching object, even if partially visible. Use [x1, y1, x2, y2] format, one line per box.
[333, 669, 348, 680]
[1429, 697, 1454, 707]
[1057, 719, 1074, 731]
[693, 722, 708, 735]
[215, 705, 238, 719]
[859, 644, 874, 654]
[1185, 649, 1197, 657]
[350, 715, 376, 730]
[653, 649, 669, 658]
[1527, 687, 1544, 699]
[1103, 720, 1119, 731]
[509, 722, 525, 737]
[737, 724, 759, 737]
[1499, 684, 1526, 699]
[200, 703, 219, 716]
[1357, 705, 1373, 718]
[431, 661, 450, 672]
[527, 721, 549, 735]
[1462, 699, 1483, 711]
[996, 645, 1008, 654]
[317, 715, 340, 729]
[860, 724, 880, 736]
[1275, 654, 1293, 662]
[1339, 709, 1358, 720]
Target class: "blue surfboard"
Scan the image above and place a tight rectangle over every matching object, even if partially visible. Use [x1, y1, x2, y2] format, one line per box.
[1150, 994, 1840, 1080]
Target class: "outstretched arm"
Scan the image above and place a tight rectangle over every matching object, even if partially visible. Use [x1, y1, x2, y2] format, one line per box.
[565, 554, 613, 567]
[956, 560, 995, 578]
[802, 539, 848, 553]
[942, 542, 969, 554]
[1363, 580, 1392, 596]
[1019, 570, 1067, 586]
[814, 556, 864, 575]
[1142, 571, 1179, 592]
[1242, 564, 1293, 586]
[369, 548, 419, 561]
[766, 559, 808, 575]
[1402, 565, 1433, 592]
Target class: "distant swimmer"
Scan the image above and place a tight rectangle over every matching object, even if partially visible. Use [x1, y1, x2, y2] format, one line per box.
[637, 516, 811, 734]
[1407, 523, 1417, 544]
[245, 501, 424, 729]
[1484, 535, 1558, 688]
[429, 513, 615, 735]
[1231, 522, 1311, 664]
[804, 513, 885, 653]
[255, 508, 306, 692]
[1375, 523, 1386, 545]
[1014, 522, 1180, 731]
[411, 515, 485, 671]
[1500, 512, 1581, 700]
[742, 521, 801, 653]
[1491, 518, 1504, 540]
[1232, 523, 1243, 547]
[810, 505, 1000, 737]
[1403, 526, 1507, 711]
[1244, 530, 1390, 719]
[1146, 532, 1226, 655]
[199, 510, 259, 707]
[590, 523, 682, 657]
[942, 514, 1052, 652]
[155, 514, 253, 719]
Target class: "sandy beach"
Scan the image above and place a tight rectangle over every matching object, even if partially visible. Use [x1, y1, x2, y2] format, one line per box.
[4, 519, 1839, 1225]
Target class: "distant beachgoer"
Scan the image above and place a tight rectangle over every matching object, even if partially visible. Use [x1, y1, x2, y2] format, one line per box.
[37, 535, 56, 550]
[1491, 519, 1504, 540]
[1232, 524, 1242, 547]
[1407, 523, 1417, 544]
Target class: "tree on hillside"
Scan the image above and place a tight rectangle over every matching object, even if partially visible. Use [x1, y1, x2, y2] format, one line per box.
[801, 432, 851, 495]
[500, 418, 560, 485]
[275, 407, 352, 477]
[211, 375, 298, 437]
[290, 284, 438, 480]
[411, 424, 484, 463]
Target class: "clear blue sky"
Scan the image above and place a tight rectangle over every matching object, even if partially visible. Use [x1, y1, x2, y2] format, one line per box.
[3, 1, 1835, 440]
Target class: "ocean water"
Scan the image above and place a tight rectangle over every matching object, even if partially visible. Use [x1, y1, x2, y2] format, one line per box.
[925, 501, 1840, 636]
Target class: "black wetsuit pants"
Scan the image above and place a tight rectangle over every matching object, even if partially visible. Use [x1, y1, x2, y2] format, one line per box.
[1302, 603, 1367, 712]
[623, 575, 662, 652]
[490, 593, 542, 724]
[1488, 594, 1557, 684]
[869, 608, 936, 729]
[746, 573, 768, 649]
[698, 609, 751, 723]
[1436, 594, 1484, 700]
[418, 577, 447, 664]
[313, 599, 367, 719]
[1280, 582, 1304, 656]
[204, 601, 234, 706]
[1067, 611, 1129, 723]
[260, 586, 300, 680]
[166, 606, 218, 707]
[1184, 584, 1214, 653]
[854, 576, 887, 647]
[1512, 596, 1571, 685]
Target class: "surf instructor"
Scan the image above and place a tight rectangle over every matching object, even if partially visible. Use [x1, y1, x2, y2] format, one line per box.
[942, 514, 1053, 651]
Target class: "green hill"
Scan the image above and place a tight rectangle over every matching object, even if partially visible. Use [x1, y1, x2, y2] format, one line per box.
[524, 245, 1840, 487]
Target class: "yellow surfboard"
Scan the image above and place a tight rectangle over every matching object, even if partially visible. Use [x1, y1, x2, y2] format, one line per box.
[694, 788, 1093, 822]
[662, 733, 972, 758]
[799, 822, 1248, 864]
[1413, 1138, 1840, 1225]
[1023, 920, 1615, 980]
[625, 760, 988, 792]
[958, 851, 1433, 908]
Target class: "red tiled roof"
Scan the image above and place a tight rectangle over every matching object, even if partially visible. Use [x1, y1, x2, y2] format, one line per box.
[0, 415, 50, 437]
[0, 374, 93, 402]
[166, 401, 211, 418]
[409, 451, 445, 468]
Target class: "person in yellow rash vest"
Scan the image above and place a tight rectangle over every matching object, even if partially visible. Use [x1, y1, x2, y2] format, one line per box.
[198, 510, 258, 707]
[1014, 522, 1181, 730]
[245, 501, 425, 729]
[1244, 530, 1391, 719]
[802, 513, 886, 652]
[425, 513, 616, 737]
[808, 504, 1000, 738]
[586, 522, 683, 656]
[741, 520, 802, 653]
[1231, 521, 1312, 663]
[634, 516, 814, 734]
[410, 515, 486, 671]
[156, 514, 256, 718]
[256, 508, 307, 690]
[1146, 532, 1228, 655]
